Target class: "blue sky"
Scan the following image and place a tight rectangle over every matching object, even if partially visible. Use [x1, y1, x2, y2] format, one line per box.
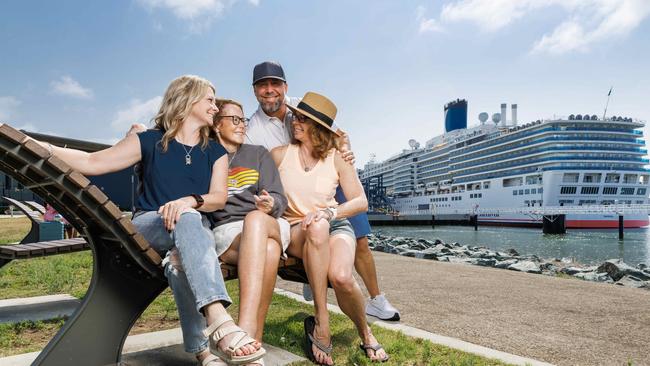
[1, 0, 649, 167]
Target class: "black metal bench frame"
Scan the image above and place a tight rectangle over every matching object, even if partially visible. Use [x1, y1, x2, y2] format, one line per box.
[2, 196, 46, 244]
[0, 123, 308, 366]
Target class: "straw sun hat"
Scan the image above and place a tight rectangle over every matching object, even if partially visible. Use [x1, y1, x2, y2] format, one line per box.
[287, 92, 340, 136]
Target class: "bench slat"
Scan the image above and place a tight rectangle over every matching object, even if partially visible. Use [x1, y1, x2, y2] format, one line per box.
[23, 139, 51, 159]
[85, 185, 109, 205]
[66, 171, 90, 189]
[46, 155, 72, 174]
[0, 124, 27, 144]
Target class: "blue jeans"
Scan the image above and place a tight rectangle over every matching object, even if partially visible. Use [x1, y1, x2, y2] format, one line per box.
[132, 210, 231, 354]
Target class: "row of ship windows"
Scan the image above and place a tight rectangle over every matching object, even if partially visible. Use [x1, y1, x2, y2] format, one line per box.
[559, 187, 647, 195]
[429, 193, 484, 202]
[562, 172, 648, 184]
[558, 199, 644, 205]
[512, 188, 544, 195]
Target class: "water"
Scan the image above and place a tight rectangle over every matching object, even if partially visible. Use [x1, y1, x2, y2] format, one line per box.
[372, 224, 650, 266]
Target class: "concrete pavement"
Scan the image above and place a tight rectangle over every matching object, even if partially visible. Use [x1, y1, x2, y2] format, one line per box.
[276, 251, 650, 366]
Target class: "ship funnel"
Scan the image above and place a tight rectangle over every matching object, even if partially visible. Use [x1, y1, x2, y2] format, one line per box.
[500, 103, 507, 127]
[444, 99, 468, 132]
[511, 104, 517, 126]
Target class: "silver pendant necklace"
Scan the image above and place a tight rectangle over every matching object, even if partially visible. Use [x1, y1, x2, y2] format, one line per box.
[181, 143, 195, 165]
[299, 148, 316, 172]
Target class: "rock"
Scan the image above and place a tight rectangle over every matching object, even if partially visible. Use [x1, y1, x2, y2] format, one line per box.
[614, 275, 649, 288]
[448, 257, 474, 264]
[560, 257, 574, 264]
[561, 266, 592, 276]
[507, 261, 542, 274]
[637, 263, 647, 271]
[574, 272, 612, 282]
[433, 244, 451, 254]
[506, 248, 519, 257]
[539, 262, 555, 271]
[433, 238, 443, 245]
[418, 251, 438, 260]
[401, 250, 418, 257]
[597, 259, 650, 281]
[495, 259, 518, 269]
[474, 258, 497, 267]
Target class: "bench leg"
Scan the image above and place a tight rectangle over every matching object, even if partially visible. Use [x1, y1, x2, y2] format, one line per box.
[19, 224, 39, 244]
[0, 258, 10, 269]
[32, 244, 167, 366]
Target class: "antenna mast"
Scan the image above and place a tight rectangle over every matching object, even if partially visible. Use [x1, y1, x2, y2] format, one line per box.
[602, 87, 613, 120]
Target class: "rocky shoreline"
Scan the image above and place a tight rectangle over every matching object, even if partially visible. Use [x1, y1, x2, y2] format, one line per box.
[368, 233, 650, 290]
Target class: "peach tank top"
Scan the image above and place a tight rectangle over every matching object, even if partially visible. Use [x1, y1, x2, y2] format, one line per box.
[278, 144, 339, 225]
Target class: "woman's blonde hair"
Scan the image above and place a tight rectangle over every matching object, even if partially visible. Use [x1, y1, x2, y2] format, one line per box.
[153, 75, 215, 152]
[292, 119, 338, 160]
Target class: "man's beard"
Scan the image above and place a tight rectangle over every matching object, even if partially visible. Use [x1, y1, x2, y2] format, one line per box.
[261, 99, 282, 115]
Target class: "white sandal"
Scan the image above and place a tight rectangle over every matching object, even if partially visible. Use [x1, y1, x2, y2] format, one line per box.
[200, 353, 227, 366]
[202, 313, 266, 365]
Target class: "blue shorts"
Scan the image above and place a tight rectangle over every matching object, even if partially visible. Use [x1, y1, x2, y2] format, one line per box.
[335, 187, 371, 239]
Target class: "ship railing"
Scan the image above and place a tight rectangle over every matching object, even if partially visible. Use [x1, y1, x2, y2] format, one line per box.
[392, 204, 650, 216]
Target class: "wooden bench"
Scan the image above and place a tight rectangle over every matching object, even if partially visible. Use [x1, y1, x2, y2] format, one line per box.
[2, 196, 46, 243]
[0, 123, 307, 366]
[25, 200, 46, 214]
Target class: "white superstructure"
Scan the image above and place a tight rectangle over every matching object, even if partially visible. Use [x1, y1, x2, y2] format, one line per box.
[360, 113, 650, 228]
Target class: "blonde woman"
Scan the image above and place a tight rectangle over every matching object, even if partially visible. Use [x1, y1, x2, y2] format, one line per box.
[271, 92, 389, 365]
[33, 75, 265, 365]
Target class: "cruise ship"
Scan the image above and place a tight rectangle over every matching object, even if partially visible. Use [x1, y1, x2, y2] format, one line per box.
[360, 100, 650, 228]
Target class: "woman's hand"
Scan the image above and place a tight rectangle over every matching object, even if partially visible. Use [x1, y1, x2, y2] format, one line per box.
[300, 209, 330, 230]
[335, 129, 355, 165]
[158, 198, 194, 231]
[254, 189, 274, 214]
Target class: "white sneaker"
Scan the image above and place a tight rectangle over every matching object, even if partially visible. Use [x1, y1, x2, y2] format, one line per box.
[302, 283, 313, 302]
[365, 294, 400, 321]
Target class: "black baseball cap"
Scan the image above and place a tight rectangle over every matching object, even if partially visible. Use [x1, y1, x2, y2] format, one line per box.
[252, 61, 286, 85]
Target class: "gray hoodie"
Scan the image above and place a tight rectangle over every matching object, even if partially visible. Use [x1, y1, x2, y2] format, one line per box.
[209, 144, 287, 226]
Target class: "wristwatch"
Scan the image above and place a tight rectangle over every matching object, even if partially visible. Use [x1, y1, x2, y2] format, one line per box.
[190, 194, 204, 209]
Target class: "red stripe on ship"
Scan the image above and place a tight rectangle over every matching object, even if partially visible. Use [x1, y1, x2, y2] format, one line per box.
[478, 217, 649, 228]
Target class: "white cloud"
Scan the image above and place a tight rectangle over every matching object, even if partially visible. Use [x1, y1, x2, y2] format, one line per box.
[50, 76, 94, 99]
[532, 0, 650, 54]
[417, 5, 444, 33]
[137, 0, 259, 31]
[0, 96, 20, 121]
[419, 0, 650, 54]
[111, 96, 162, 133]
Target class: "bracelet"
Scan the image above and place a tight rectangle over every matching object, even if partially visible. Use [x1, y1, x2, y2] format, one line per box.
[321, 207, 337, 222]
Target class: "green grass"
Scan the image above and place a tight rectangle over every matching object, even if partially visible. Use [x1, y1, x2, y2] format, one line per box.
[0, 217, 31, 244]
[0, 218, 509, 365]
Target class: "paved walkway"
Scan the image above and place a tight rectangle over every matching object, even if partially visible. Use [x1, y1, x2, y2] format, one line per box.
[276, 251, 650, 366]
[0, 328, 305, 366]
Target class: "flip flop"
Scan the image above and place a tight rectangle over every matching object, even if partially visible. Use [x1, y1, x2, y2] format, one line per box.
[303, 316, 333, 365]
[359, 343, 390, 362]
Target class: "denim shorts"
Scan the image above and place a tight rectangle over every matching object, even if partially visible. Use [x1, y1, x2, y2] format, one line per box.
[329, 218, 355, 240]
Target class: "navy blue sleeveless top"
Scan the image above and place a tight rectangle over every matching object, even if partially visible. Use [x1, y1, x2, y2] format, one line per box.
[136, 129, 227, 211]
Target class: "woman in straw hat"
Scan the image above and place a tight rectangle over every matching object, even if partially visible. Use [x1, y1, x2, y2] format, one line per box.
[33, 75, 265, 365]
[271, 92, 390, 365]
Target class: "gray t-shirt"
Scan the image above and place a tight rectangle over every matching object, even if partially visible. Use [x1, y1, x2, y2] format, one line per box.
[209, 144, 288, 226]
